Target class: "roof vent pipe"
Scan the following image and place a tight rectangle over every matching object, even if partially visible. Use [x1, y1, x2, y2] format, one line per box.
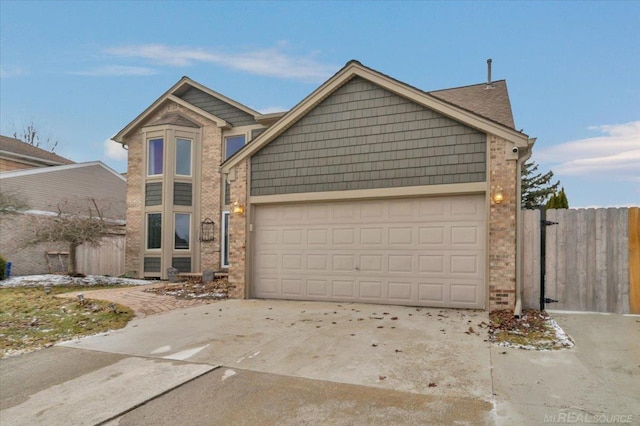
[486, 58, 494, 89]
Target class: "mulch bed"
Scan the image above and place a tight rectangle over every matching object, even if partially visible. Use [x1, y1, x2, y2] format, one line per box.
[489, 309, 573, 350]
[143, 278, 231, 300]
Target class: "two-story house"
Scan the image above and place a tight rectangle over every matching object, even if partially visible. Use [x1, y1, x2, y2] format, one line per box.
[114, 60, 535, 311]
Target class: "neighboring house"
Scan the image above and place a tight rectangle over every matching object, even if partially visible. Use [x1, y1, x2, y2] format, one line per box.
[114, 60, 535, 311]
[0, 135, 74, 172]
[0, 162, 127, 276]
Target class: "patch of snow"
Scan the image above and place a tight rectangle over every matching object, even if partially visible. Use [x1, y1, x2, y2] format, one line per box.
[162, 344, 209, 361]
[221, 369, 236, 381]
[150, 345, 172, 355]
[547, 318, 574, 348]
[0, 274, 152, 288]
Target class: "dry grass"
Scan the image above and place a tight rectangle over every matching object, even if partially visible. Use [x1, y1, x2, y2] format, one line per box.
[0, 285, 134, 357]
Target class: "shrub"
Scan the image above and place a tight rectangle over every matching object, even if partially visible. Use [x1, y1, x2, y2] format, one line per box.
[0, 255, 6, 280]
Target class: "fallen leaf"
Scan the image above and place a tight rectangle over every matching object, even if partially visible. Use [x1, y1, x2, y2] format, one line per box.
[372, 343, 378, 347]
[391, 317, 398, 320]
[332, 321, 337, 325]
[379, 375, 386, 380]
[428, 383, 437, 388]
[395, 349, 402, 353]
[377, 326, 384, 329]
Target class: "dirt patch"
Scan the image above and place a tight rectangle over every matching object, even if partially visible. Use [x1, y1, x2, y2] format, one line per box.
[143, 278, 231, 300]
[489, 309, 573, 350]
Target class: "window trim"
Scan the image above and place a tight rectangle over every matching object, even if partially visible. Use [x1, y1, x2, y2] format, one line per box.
[221, 211, 230, 268]
[146, 212, 162, 250]
[174, 212, 191, 251]
[175, 138, 193, 177]
[147, 138, 164, 177]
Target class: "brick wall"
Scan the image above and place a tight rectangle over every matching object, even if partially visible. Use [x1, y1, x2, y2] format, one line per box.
[228, 160, 248, 298]
[488, 135, 517, 310]
[124, 127, 143, 277]
[0, 214, 67, 276]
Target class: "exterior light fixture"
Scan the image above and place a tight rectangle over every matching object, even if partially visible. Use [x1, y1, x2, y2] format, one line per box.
[232, 200, 245, 215]
[493, 186, 504, 204]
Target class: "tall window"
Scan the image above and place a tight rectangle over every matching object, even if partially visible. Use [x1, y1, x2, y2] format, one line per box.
[175, 138, 192, 176]
[221, 211, 230, 267]
[147, 213, 162, 249]
[225, 135, 245, 160]
[174, 213, 190, 250]
[148, 138, 164, 176]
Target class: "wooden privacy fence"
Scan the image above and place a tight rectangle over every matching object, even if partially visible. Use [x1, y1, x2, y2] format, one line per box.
[75, 235, 126, 276]
[521, 207, 640, 314]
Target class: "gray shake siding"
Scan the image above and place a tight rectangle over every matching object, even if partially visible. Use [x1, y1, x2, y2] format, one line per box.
[251, 77, 486, 196]
[179, 87, 256, 127]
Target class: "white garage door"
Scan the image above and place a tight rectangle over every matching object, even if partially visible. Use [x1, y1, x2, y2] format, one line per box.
[252, 195, 485, 308]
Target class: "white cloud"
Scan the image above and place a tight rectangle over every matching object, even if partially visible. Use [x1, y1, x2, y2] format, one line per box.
[0, 66, 27, 78]
[70, 65, 157, 77]
[104, 43, 335, 82]
[257, 106, 288, 114]
[104, 139, 127, 161]
[534, 121, 640, 183]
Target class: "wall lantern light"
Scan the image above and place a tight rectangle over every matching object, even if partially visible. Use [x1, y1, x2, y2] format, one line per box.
[233, 200, 245, 215]
[493, 186, 504, 204]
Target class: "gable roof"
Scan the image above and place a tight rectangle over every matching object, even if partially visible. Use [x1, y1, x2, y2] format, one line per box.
[222, 60, 529, 172]
[0, 135, 74, 167]
[0, 161, 127, 219]
[429, 81, 515, 129]
[113, 77, 268, 143]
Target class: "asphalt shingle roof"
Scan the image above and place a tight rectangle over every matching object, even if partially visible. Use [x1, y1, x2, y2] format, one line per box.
[0, 135, 74, 165]
[428, 80, 516, 129]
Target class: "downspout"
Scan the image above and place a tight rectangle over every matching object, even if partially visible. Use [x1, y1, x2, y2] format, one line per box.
[514, 138, 535, 318]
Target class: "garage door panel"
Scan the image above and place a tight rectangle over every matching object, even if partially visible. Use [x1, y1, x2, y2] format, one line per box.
[361, 227, 384, 244]
[388, 281, 413, 302]
[253, 195, 485, 308]
[450, 283, 479, 305]
[418, 282, 447, 303]
[359, 281, 384, 300]
[282, 279, 304, 296]
[332, 280, 355, 298]
[307, 279, 329, 297]
[418, 255, 445, 273]
[388, 227, 413, 244]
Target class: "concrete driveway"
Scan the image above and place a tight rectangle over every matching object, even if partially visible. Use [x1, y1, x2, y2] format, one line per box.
[1, 300, 638, 425]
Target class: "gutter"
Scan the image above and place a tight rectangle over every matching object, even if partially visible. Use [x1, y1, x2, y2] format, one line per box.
[514, 137, 536, 318]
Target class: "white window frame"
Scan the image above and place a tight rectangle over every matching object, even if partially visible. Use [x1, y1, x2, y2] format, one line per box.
[221, 211, 230, 268]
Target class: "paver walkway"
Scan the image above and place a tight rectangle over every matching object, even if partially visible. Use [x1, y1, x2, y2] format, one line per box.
[58, 284, 216, 318]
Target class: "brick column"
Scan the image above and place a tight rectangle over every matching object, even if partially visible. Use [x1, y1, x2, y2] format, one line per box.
[228, 160, 248, 298]
[488, 135, 517, 310]
[124, 132, 143, 277]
